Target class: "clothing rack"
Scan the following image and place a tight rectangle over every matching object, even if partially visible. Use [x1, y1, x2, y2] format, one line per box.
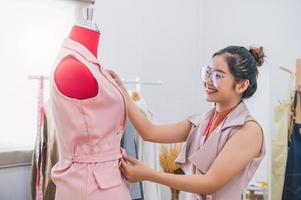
[27, 75, 163, 86]
[28, 74, 163, 97]
[28, 75, 49, 80]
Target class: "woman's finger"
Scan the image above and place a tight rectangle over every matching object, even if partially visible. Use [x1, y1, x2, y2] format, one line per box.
[120, 159, 130, 170]
[107, 69, 119, 79]
[106, 69, 114, 74]
[106, 69, 124, 86]
[119, 165, 126, 175]
[122, 154, 139, 165]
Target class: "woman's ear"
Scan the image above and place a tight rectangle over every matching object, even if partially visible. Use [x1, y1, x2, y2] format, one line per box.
[235, 79, 249, 95]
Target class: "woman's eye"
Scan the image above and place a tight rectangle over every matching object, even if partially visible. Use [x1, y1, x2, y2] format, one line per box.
[215, 73, 222, 79]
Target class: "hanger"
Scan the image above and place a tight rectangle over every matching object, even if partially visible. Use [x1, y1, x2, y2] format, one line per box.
[280, 66, 293, 74]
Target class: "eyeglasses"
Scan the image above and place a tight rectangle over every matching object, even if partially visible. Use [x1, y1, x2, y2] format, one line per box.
[200, 66, 226, 88]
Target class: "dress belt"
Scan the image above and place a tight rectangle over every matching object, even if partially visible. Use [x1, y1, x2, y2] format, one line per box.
[72, 151, 123, 163]
[52, 148, 126, 175]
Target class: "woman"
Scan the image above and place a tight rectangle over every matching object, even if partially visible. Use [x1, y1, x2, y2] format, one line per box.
[108, 46, 265, 200]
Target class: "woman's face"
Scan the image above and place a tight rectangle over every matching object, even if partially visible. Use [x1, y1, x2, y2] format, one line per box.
[203, 55, 240, 103]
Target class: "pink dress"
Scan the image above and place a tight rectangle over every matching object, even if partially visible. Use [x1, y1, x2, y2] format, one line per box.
[50, 38, 131, 200]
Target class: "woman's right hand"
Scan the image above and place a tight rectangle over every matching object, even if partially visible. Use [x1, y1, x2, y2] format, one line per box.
[106, 69, 127, 94]
[107, 69, 191, 144]
[106, 69, 132, 110]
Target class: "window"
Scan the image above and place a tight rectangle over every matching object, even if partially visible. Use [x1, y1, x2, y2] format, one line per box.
[0, 0, 79, 151]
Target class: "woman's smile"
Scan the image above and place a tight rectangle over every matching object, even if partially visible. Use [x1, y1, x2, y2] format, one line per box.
[206, 87, 218, 95]
[205, 84, 218, 95]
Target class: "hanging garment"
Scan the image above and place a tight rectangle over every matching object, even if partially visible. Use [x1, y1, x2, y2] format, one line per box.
[31, 101, 59, 200]
[50, 38, 131, 200]
[271, 75, 293, 200]
[121, 122, 143, 199]
[282, 92, 301, 200]
[31, 77, 45, 200]
[44, 102, 59, 199]
[176, 101, 265, 200]
[135, 99, 161, 200]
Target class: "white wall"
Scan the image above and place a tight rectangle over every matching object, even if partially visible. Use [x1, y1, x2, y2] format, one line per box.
[94, 0, 204, 124]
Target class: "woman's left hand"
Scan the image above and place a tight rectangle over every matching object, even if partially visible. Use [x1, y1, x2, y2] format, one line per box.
[120, 154, 155, 183]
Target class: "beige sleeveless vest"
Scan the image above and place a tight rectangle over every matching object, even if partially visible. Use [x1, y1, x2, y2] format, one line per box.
[176, 101, 265, 200]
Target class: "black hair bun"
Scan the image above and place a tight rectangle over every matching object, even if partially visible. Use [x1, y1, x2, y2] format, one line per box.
[249, 47, 265, 67]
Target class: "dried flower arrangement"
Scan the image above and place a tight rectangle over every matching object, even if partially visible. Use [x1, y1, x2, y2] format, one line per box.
[160, 144, 184, 200]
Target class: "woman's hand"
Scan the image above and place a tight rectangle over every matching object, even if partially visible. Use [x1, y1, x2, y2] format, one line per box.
[120, 154, 156, 183]
[106, 69, 127, 94]
[107, 69, 132, 108]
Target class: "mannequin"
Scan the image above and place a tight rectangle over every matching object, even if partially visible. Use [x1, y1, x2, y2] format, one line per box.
[50, 4, 131, 200]
[54, 5, 100, 99]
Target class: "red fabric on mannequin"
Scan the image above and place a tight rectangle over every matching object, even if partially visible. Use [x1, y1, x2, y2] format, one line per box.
[54, 25, 100, 100]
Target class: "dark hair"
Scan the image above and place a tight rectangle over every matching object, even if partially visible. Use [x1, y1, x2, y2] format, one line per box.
[213, 46, 265, 99]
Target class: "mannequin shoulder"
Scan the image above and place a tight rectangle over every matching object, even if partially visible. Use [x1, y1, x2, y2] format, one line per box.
[54, 55, 99, 100]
